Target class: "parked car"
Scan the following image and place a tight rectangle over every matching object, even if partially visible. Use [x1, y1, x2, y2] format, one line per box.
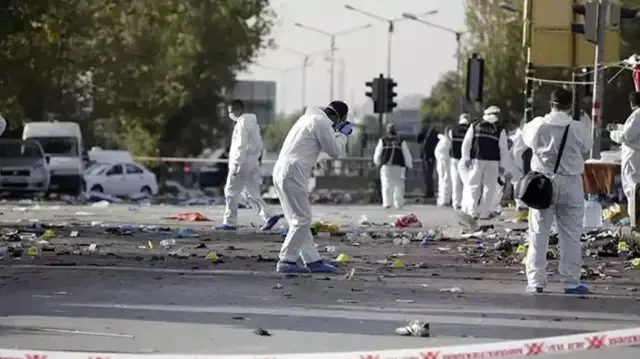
[0, 139, 51, 197]
[84, 162, 158, 197]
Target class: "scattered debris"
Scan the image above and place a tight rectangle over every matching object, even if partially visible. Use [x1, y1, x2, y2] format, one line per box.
[253, 328, 271, 336]
[395, 320, 430, 337]
[169, 212, 210, 221]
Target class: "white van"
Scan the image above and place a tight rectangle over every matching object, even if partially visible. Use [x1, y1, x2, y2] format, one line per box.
[22, 121, 85, 195]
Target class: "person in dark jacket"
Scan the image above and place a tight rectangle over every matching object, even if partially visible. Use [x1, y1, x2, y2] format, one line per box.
[416, 123, 439, 198]
[373, 123, 414, 208]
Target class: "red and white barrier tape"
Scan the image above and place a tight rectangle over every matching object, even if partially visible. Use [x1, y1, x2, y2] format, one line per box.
[0, 326, 638, 359]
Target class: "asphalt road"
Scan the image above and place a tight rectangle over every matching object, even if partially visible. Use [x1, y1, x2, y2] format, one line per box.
[0, 267, 639, 358]
[1, 202, 640, 357]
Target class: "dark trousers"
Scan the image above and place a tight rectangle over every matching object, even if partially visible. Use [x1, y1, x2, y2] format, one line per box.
[422, 158, 435, 198]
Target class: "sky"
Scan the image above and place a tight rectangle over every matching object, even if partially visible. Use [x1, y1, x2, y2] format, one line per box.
[237, 0, 466, 115]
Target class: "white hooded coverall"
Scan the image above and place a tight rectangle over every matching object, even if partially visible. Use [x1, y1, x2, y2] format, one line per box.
[434, 134, 452, 206]
[609, 107, 640, 223]
[448, 115, 471, 209]
[223, 113, 273, 226]
[373, 137, 413, 208]
[0, 115, 5, 136]
[273, 107, 347, 264]
[522, 110, 592, 290]
[460, 108, 513, 219]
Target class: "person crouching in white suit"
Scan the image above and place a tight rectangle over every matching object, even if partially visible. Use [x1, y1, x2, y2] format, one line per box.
[373, 123, 413, 209]
[448, 114, 471, 210]
[522, 88, 592, 294]
[273, 101, 353, 274]
[460, 106, 513, 219]
[434, 133, 452, 206]
[609, 91, 640, 225]
[215, 100, 282, 231]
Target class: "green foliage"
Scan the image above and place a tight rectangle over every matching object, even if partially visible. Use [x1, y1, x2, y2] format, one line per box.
[418, 0, 640, 128]
[0, 0, 276, 156]
[419, 71, 458, 125]
[264, 112, 300, 151]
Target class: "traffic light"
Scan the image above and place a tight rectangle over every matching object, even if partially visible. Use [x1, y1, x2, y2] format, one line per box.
[385, 78, 397, 113]
[616, 5, 639, 27]
[571, 1, 598, 43]
[366, 74, 386, 114]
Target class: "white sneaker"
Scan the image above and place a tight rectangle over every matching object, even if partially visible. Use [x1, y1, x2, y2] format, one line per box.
[395, 320, 430, 337]
[456, 211, 479, 231]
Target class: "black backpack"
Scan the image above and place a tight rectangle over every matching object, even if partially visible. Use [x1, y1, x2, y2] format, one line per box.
[514, 125, 570, 210]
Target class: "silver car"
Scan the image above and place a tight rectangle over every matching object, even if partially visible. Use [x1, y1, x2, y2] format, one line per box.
[0, 139, 51, 196]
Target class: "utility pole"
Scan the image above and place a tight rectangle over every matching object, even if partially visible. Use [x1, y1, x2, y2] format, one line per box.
[590, 0, 607, 159]
[329, 36, 336, 100]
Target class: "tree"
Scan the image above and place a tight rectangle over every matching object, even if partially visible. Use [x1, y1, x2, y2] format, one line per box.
[460, 0, 640, 127]
[463, 0, 526, 123]
[264, 112, 299, 151]
[419, 71, 458, 125]
[0, 0, 276, 157]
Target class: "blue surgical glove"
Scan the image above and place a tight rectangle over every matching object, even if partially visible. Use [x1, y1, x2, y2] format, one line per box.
[498, 166, 505, 175]
[337, 121, 353, 136]
[464, 159, 472, 168]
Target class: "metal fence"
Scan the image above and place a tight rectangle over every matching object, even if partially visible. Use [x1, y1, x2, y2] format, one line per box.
[134, 156, 431, 195]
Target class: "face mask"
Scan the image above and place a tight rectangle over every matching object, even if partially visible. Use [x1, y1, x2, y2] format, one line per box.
[228, 113, 237, 121]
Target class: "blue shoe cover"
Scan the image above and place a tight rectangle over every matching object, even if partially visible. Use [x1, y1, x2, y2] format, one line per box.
[306, 260, 338, 273]
[214, 224, 237, 230]
[261, 215, 282, 231]
[276, 261, 311, 273]
[564, 284, 591, 294]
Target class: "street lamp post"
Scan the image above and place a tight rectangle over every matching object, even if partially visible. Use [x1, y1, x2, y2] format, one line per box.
[280, 47, 332, 110]
[344, 6, 438, 79]
[402, 12, 465, 118]
[294, 23, 372, 101]
[256, 63, 308, 113]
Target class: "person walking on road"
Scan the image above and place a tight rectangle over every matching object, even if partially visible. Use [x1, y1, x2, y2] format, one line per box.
[273, 101, 353, 273]
[434, 132, 452, 207]
[448, 114, 471, 210]
[609, 91, 640, 223]
[522, 89, 592, 294]
[215, 100, 282, 231]
[417, 123, 439, 199]
[460, 106, 513, 219]
[373, 123, 413, 209]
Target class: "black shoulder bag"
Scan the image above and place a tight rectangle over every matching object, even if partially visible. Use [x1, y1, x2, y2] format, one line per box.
[514, 124, 570, 210]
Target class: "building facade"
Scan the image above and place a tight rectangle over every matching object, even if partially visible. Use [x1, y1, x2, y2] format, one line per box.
[230, 80, 276, 129]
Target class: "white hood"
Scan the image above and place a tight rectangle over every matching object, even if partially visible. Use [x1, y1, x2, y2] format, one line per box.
[304, 106, 329, 119]
[483, 106, 501, 123]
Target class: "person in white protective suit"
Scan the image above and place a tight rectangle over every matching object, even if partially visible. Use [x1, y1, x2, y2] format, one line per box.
[434, 133, 452, 206]
[509, 128, 530, 212]
[0, 114, 6, 136]
[373, 123, 414, 209]
[608, 92, 640, 223]
[273, 101, 353, 273]
[448, 114, 471, 210]
[522, 88, 592, 294]
[460, 106, 514, 219]
[215, 100, 282, 231]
